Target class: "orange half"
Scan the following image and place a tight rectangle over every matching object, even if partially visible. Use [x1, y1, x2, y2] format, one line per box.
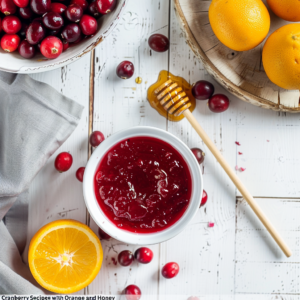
[28, 219, 103, 294]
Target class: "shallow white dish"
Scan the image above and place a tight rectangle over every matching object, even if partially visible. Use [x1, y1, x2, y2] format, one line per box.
[0, 0, 127, 73]
[83, 126, 203, 245]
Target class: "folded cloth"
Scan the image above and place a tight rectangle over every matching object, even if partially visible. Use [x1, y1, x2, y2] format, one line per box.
[0, 72, 84, 294]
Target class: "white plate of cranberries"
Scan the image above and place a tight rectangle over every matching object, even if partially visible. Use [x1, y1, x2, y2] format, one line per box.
[0, 0, 127, 73]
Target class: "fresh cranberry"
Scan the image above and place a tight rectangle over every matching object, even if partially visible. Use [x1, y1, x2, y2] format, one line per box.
[79, 14, 97, 35]
[98, 227, 111, 240]
[191, 148, 205, 164]
[50, 2, 66, 14]
[89, 130, 105, 147]
[0, 0, 17, 15]
[2, 16, 21, 34]
[65, 4, 83, 22]
[33, 16, 43, 23]
[30, 0, 51, 14]
[124, 285, 141, 300]
[161, 262, 179, 279]
[208, 94, 230, 113]
[18, 22, 28, 38]
[116, 61, 134, 79]
[61, 23, 80, 42]
[26, 21, 46, 44]
[200, 190, 207, 207]
[134, 247, 153, 264]
[148, 34, 169, 52]
[18, 39, 36, 58]
[70, 32, 82, 44]
[88, 1, 100, 18]
[192, 80, 215, 100]
[19, 7, 34, 19]
[47, 28, 62, 36]
[13, 0, 28, 7]
[42, 12, 64, 30]
[70, 0, 88, 11]
[118, 250, 134, 267]
[54, 152, 73, 172]
[0, 19, 2, 33]
[75, 167, 85, 182]
[62, 39, 69, 51]
[40, 36, 62, 59]
[96, 0, 116, 14]
[1, 33, 20, 52]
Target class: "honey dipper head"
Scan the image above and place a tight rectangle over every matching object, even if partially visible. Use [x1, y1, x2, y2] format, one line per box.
[147, 70, 196, 122]
[154, 79, 192, 117]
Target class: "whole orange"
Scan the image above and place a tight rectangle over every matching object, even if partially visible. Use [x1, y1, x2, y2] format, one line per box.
[209, 0, 270, 51]
[267, 0, 300, 22]
[263, 24, 300, 90]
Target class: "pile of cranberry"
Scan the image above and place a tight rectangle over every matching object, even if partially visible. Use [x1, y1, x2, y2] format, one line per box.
[0, 0, 116, 58]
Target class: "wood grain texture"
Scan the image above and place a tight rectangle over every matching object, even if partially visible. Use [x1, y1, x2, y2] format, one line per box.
[26, 54, 91, 294]
[236, 197, 300, 295]
[174, 0, 300, 112]
[88, 0, 169, 296]
[22, 0, 300, 298]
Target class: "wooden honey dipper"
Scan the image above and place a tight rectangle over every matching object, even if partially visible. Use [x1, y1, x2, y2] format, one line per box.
[151, 75, 292, 258]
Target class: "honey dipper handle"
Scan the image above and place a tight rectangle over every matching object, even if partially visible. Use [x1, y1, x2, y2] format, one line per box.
[183, 109, 292, 258]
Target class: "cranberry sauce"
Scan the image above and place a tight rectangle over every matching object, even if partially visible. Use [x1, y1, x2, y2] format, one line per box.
[94, 136, 192, 233]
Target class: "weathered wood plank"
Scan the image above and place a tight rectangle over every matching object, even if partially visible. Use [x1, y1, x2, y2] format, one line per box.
[26, 55, 91, 294]
[88, 0, 170, 296]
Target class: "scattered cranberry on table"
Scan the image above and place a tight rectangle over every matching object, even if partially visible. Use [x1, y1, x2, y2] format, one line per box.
[191, 147, 205, 165]
[192, 80, 215, 100]
[148, 33, 169, 52]
[134, 247, 153, 264]
[79, 14, 97, 35]
[2, 15, 21, 34]
[116, 61, 135, 79]
[1, 34, 20, 52]
[54, 152, 73, 172]
[118, 250, 134, 267]
[124, 285, 142, 300]
[40, 36, 63, 59]
[18, 40, 36, 58]
[75, 167, 85, 182]
[89, 130, 105, 147]
[96, 0, 116, 14]
[200, 189, 207, 207]
[208, 94, 230, 113]
[161, 262, 179, 279]
[98, 227, 111, 240]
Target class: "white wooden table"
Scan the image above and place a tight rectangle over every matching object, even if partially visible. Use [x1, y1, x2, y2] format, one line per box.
[26, 0, 300, 298]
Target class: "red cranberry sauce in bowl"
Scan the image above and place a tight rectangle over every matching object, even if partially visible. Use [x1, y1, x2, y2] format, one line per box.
[94, 136, 192, 234]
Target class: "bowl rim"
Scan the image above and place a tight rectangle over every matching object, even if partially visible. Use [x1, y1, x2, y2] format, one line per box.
[83, 126, 203, 245]
[0, 0, 128, 74]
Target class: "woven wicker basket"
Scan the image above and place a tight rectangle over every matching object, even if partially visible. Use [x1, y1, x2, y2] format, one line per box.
[173, 0, 300, 112]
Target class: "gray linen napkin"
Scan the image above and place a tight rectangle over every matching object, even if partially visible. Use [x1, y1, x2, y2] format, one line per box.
[0, 72, 84, 294]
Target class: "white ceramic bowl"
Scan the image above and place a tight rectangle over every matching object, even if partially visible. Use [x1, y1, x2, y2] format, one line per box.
[83, 126, 203, 245]
[0, 0, 127, 73]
